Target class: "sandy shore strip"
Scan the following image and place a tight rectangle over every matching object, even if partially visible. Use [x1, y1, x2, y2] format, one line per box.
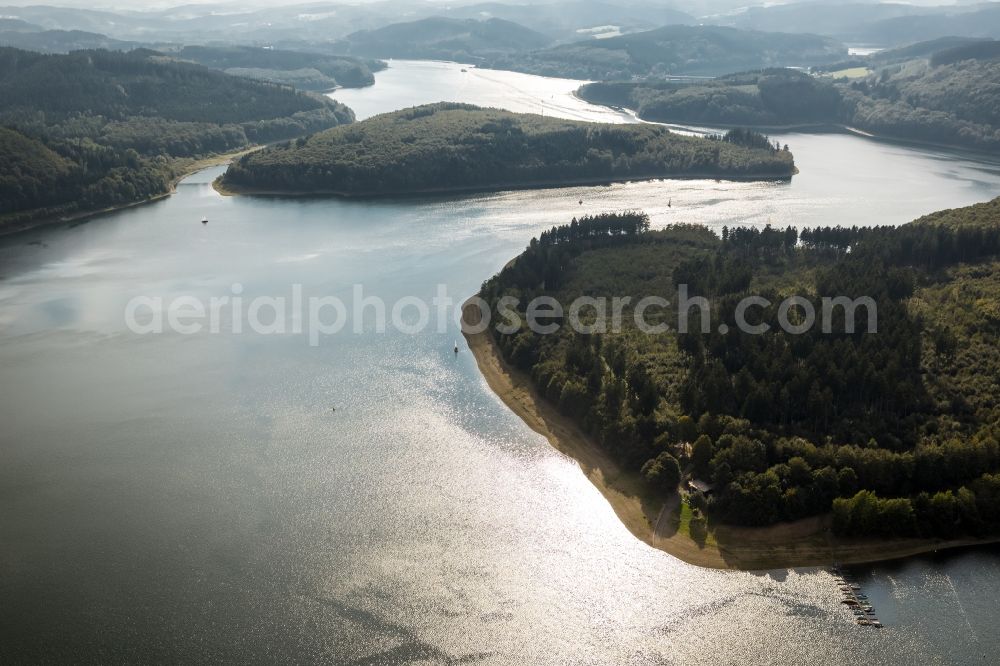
[461, 298, 1000, 570]
[211, 169, 796, 200]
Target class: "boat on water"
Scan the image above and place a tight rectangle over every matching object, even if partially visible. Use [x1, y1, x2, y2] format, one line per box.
[454, 341, 459, 354]
[201, 217, 208, 224]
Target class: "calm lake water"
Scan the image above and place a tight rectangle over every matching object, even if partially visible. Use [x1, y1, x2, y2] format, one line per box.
[1, 60, 999, 664]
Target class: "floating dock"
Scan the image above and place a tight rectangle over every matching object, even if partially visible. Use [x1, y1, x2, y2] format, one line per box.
[832, 565, 883, 628]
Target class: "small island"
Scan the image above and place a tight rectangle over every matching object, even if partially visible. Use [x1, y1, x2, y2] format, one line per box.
[466, 200, 1000, 569]
[217, 103, 796, 197]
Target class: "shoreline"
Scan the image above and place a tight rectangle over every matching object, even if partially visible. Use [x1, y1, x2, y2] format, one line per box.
[461, 296, 1000, 571]
[212, 169, 796, 200]
[576, 93, 1000, 160]
[571, 90, 845, 134]
[0, 148, 258, 239]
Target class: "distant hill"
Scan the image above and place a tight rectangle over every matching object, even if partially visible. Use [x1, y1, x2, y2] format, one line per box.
[872, 37, 994, 65]
[844, 46, 1000, 150]
[494, 24, 847, 79]
[0, 47, 353, 227]
[445, 1, 694, 41]
[0, 5, 149, 36]
[165, 45, 384, 90]
[0, 28, 139, 53]
[0, 2, 686, 47]
[0, 18, 40, 32]
[721, 2, 1000, 46]
[929, 39, 1000, 66]
[858, 5, 1000, 45]
[0, 4, 385, 43]
[724, 2, 925, 37]
[579, 69, 843, 126]
[331, 17, 553, 62]
[579, 39, 1000, 152]
[219, 102, 795, 197]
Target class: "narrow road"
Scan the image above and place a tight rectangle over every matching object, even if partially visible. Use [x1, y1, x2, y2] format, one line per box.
[653, 489, 682, 540]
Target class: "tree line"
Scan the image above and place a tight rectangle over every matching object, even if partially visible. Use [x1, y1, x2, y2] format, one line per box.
[0, 47, 353, 224]
[220, 103, 796, 196]
[478, 201, 1000, 539]
[577, 50, 1000, 152]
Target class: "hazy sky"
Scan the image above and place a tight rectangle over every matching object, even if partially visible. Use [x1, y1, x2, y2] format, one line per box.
[0, 0, 960, 13]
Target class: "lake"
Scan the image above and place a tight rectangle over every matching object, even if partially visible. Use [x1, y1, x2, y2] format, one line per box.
[1, 59, 999, 663]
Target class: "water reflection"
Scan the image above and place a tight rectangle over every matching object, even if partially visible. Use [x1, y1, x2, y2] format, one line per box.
[0, 61, 999, 664]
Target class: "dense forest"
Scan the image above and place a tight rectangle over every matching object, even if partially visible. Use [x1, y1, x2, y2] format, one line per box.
[578, 39, 1000, 151]
[220, 103, 795, 196]
[478, 198, 1000, 541]
[579, 69, 842, 127]
[492, 25, 847, 79]
[843, 47, 1000, 151]
[0, 47, 353, 225]
[167, 46, 384, 90]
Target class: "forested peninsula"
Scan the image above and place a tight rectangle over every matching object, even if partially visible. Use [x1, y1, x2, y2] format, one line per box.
[467, 199, 1000, 568]
[0, 47, 354, 231]
[218, 103, 795, 197]
[166, 45, 385, 91]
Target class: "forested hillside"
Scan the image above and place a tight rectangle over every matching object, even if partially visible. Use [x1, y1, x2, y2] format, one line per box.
[478, 199, 1000, 540]
[0, 47, 353, 226]
[578, 41, 1000, 151]
[579, 69, 842, 126]
[493, 25, 847, 79]
[724, 1, 1000, 46]
[444, 1, 694, 42]
[331, 17, 552, 62]
[0, 126, 74, 214]
[843, 51, 1000, 151]
[0, 27, 139, 52]
[220, 103, 795, 196]
[167, 45, 384, 90]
